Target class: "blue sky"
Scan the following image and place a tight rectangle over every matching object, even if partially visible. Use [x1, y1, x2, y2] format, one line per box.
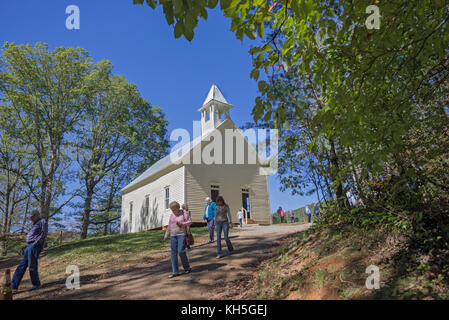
[0, 0, 316, 212]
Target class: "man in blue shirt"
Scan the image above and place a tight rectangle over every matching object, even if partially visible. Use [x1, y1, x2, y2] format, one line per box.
[202, 197, 216, 243]
[12, 209, 48, 292]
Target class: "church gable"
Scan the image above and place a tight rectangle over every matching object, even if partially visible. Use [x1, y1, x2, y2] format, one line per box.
[122, 84, 271, 194]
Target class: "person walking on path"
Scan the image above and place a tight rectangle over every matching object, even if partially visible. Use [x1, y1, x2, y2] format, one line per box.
[11, 209, 48, 292]
[290, 210, 295, 223]
[277, 206, 285, 223]
[215, 196, 234, 258]
[163, 201, 192, 278]
[306, 206, 312, 223]
[237, 208, 243, 228]
[203, 197, 216, 243]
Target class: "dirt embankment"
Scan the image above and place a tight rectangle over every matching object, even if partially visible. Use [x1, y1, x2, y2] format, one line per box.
[225, 225, 449, 300]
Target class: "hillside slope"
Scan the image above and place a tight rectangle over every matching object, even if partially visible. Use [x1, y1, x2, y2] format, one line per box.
[236, 224, 449, 300]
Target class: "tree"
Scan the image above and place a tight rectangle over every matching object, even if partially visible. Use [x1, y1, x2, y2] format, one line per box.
[0, 42, 105, 221]
[75, 71, 168, 239]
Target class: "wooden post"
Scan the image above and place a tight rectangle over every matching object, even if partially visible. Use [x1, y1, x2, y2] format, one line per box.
[0, 269, 13, 300]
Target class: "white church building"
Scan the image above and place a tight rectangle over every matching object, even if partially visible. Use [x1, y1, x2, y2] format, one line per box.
[120, 85, 272, 233]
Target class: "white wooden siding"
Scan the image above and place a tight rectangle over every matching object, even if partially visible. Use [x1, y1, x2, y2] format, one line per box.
[120, 166, 185, 233]
[184, 120, 271, 224]
[185, 164, 270, 224]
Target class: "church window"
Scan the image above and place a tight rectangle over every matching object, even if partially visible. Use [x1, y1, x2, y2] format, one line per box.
[165, 187, 170, 210]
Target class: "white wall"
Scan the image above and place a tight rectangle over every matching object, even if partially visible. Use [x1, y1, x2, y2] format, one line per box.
[120, 166, 185, 233]
[184, 120, 271, 224]
[185, 164, 270, 224]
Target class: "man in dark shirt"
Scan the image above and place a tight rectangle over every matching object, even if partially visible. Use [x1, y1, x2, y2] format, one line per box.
[11, 209, 48, 292]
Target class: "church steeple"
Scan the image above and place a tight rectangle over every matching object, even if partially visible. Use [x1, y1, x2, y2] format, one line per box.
[198, 84, 233, 136]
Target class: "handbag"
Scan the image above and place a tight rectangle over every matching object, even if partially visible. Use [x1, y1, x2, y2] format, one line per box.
[185, 232, 194, 246]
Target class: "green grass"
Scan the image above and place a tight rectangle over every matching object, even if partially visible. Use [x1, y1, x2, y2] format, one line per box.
[49, 226, 210, 258]
[314, 269, 330, 288]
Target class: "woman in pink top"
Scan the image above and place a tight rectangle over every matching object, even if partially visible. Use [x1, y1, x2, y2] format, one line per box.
[163, 201, 192, 278]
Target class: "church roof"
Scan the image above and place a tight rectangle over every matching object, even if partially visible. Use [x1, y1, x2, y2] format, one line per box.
[121, 119, 228, 193]
[202, 84, 229, 106]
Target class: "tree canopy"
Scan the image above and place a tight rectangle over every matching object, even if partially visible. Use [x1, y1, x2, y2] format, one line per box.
[0, 42, 169, 246]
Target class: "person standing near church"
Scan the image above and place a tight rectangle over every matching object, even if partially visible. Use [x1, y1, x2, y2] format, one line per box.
[11, 209, 48, 293]
[237, 208, 243, 228]
[215, 196, 234, 258]
[290, 209, 295, 223]
[306, 206, 312, 223]
[203, 197, 216, 243]
[277, 206, 285, 223]
[163, 201, 192, 278]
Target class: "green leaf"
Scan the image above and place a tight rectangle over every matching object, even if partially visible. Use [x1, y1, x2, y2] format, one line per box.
[184, 27, 194, 41]
[145, 0, 157, 9]
[162, 4, 175, 25]
[185, 13, 198, 31]
[174, 21, 184, 38]
[250, 68, 260, 80]
[257, 22, 265, 38]
[258, 80, 266, 92]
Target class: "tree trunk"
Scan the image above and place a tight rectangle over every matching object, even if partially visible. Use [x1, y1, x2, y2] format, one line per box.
[347, 147, 366, 205]
[39, 175, 49, 220]
[103, 222, 108, 236]
[1, 184, 11, 257]
[80, 188, 93, 240]
[20, 192, 31, 234]
[329, 140, 349, 208]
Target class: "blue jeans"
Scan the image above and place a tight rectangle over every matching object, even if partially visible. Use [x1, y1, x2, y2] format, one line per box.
[12, 242, 44, 289]
[207, 219, 215, 241]
[307, 214, 311, 223]
[170, 235, 190, 274]
[239, 218, 242, 227]
[216, 221, 233, 256]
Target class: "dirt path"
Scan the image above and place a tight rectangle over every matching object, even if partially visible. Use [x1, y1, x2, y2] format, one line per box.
[15, 224, 310, 300]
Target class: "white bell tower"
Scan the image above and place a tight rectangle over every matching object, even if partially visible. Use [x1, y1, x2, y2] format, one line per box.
[198, 84, 233, 136]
